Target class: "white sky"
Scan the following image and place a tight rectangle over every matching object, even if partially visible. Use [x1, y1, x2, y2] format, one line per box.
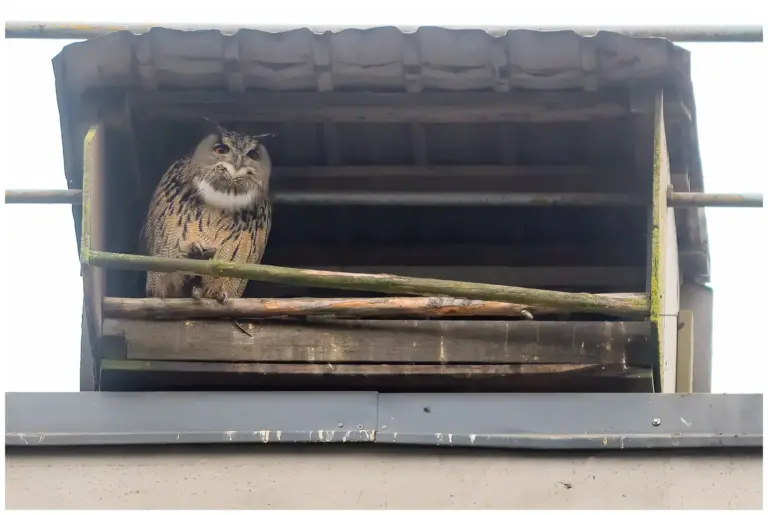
[1, 0, 765, 393]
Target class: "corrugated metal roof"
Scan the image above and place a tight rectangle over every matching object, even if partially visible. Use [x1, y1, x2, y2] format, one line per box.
[52, 26, 691, 94]
[50, 26, 708, 281]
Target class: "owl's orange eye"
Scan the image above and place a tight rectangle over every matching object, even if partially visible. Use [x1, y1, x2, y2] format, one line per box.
[213, 143, 230, 155]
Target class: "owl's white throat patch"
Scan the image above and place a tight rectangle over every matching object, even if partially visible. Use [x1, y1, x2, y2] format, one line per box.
[194, 179, 257, 212]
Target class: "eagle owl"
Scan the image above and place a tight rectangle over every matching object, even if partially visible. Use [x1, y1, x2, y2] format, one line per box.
[142, 121, 273, 303]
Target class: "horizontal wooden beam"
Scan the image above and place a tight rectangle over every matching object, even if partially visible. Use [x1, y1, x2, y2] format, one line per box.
[270, 165, 637, 194]
[103, 293, 646, 320]
[127, 90, 637, 124]
[276, 165, 600, 178]
[273, 191, 645, 206]
[88, 251, 651, 316]
[4, 189, 82, 204]
[103, 319, 653, 364]
[668, 191, 763, 208]
[259, 266, 645, 288]
[99, 359, 651, 379]
[265, 244, 645, 267]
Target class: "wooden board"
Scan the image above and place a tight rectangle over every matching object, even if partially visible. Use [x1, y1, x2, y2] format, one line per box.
[98, 359, 655, 393]
[649, 90, 681, 392]
[102, 318, 653, 365]
[126, 90, 635, 124]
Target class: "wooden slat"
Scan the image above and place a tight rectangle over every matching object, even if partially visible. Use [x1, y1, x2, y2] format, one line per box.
[98, 359, 655, 392]
[270, 266, 646, 288]
[275, 165, 598, 178]
[649, 90, 680, 392]
[102, 318, 653, 365]
[270, 165, 633, 194]
[263, 244, 644, 267]
[127, 90, 636, 124]
[100, 359, 648, 377]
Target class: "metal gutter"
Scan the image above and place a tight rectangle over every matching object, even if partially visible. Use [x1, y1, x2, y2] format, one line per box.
[5, 392, 762, 449]
[4, 21, 763, 42]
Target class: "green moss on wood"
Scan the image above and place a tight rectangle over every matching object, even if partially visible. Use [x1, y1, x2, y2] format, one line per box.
[90, 250, 650, 317]
[80, 127, 98, 265]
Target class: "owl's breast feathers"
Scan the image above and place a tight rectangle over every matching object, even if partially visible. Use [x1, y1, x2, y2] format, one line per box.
[144, 157, 272, 264]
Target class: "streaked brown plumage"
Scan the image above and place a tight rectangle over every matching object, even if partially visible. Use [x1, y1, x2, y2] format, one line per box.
[142, 121, 272, 303]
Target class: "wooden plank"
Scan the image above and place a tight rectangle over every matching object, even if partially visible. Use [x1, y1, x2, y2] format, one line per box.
[98, 359, 655, 393]
[676, 309, 694, 393]
[680, 283, 713, 393]
[649, 89, 680, 392]
[270, 165, 634, 194]
[102, 318, 654, 365]
[103, 293, 647, 320]
[100, 359, 648, 378]
[264, 244, 645, 267]
[127, 90, 636, 124]
[253, 266, 646, 288]
[275, 164, 599, 178]
[270, 191, 644, 206]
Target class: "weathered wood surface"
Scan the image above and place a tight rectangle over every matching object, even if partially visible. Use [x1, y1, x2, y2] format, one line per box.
[103, 294, 647, 320]
[102, 318, 653, 364]
[99, 359, 655, 392]
[100, 359, 649, 378]
[89, 251, 651, 316]
[648, 90, 680, 392]
[257, 266, 646, 288]
[265, 244, 644, 267]
[127, 90, 639, 124]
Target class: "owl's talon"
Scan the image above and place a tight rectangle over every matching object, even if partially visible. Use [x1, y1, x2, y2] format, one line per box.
[186, 241, 217, 260]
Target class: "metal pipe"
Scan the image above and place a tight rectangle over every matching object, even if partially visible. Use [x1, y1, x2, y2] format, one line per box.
[4, 21, 763, 42]
[668, 192, 763, 208]
[5, 189, 83, 204]
[5, 189, 764, 208]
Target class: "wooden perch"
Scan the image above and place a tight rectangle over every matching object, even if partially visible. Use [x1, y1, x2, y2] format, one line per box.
[103, 293, 646, 320]
[88, 250, 649, 317]
[5, 189, 83, 204]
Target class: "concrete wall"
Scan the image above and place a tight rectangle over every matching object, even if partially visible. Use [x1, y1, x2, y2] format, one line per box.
[5, 446, 762, 509]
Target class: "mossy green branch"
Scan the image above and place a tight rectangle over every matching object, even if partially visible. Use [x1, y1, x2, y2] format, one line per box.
[89, 250, 650, 317]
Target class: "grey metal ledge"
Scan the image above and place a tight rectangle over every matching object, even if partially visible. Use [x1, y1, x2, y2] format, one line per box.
[5, 392, 762, 450]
